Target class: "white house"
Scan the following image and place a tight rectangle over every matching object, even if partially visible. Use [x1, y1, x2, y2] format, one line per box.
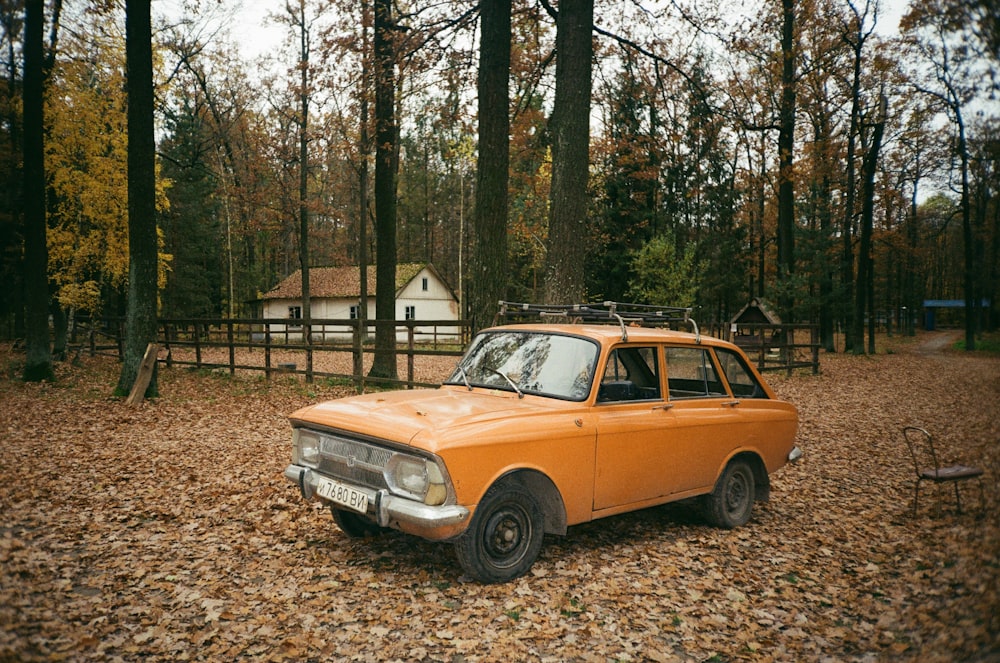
[261, 263, 461, 342]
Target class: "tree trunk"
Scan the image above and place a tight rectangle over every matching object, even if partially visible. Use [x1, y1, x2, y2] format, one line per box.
[369, 0, 398, 379]
[857, 99, 886, 354]
[22, 0, 53, 382]
[776, 0, 797, 321]
[840, 27, 864, 353]
[357, 0, 371, 374]
[115, 0, 159, 397]
[469, 0, 511, 332]
[957, 113, 976, 351]
[904, 174, 920, 336]
[296, 0, 313, 382]
[543, 0, 593, 305]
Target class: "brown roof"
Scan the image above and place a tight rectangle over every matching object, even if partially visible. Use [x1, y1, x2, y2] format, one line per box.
[264, 263, 430, 299]
[731, 298, 782, 325]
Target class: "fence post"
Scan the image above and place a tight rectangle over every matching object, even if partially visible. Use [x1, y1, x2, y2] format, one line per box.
[812, 325, 820, 375]
[785, 327, 793, 376]
[305, 318, 314, 384]
[265, 322, 272, 381]
[407, 321, 415, 388]
[227, 320, 235, 376]
[193, 322, 202, 367]
[162, 321, 173, 368]
[353, 319, 364, 391]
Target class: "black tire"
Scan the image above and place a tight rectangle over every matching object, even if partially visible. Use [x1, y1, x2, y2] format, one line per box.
[454, 479, 545, 583]
[703, 459, 755, 529]
[331, 507, 385, 538]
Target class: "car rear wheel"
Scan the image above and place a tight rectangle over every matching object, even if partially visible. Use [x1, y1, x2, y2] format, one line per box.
[454, 479, 544, 583]
[703, 459, 755, 528]
[331, 507, 385, 538]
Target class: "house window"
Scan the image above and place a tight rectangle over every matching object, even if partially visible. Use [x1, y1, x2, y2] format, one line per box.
[288, 305, 302, 328]
[350, 306, 359, 320]
[405, 306, 416, 320]
[421, 277, 429, 291]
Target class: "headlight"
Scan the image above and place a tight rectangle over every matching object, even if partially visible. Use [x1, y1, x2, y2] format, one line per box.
[294, 429, 321, 466]
[385, 455, 448, 506]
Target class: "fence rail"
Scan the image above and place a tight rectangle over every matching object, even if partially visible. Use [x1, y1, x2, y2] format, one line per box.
[72, 317, 819, 389]
[730, 323, 821, 375]
[76, 317, 470, 389]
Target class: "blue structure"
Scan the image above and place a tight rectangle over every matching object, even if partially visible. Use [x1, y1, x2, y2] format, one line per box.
[923, 299, 991, 330]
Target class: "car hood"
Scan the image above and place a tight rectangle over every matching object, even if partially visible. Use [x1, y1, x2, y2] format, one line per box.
[289, 386, 575, 451]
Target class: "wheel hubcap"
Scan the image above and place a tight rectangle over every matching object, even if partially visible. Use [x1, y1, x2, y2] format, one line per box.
[726, 474, 748, 514]
[485, 507, 529, 566]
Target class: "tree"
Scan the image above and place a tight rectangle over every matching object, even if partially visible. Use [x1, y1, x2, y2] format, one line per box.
[469, 0, 510, 332]
[543, 0, 593, 305]
[159, 98, 223, 318]
[1, 1, 25, 339]
[853, 94, 887, 354]
[628, 232, 702, 308]
[284, 0, 320, 381]
[902, 0, 992, 350]
[775, 0, 797, 321]
[837, 0, 879, 352]
[115, 0, 159, 397]
[368, 0, 398, 379]
[589, 51, 659, 303]
[46, 17, 130, 319]
[21, 0, 52, 381]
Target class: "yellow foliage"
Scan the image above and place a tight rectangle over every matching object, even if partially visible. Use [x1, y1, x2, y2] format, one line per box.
[44, 14, 171, 314]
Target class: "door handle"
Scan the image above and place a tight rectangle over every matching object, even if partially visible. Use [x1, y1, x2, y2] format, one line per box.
[652, 403, 674, 411]
[721, 400, 740, 408]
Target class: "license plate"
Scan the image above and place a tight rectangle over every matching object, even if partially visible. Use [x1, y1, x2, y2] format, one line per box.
[316, 477, 369, 514]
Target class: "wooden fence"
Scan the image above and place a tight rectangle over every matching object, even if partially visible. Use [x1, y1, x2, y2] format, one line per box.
[73, 317, 819, 389]
[77, 318, 470, 389]
[729, 323, 821, 375]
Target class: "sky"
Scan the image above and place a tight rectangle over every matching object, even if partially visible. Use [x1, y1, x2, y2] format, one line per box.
[166, 0, 914, 64]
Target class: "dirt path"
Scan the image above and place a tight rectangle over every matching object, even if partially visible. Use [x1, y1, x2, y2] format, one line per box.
[913, 329, 963, 354]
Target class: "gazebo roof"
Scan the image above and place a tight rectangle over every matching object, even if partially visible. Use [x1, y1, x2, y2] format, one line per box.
[731, 298, 782, 325]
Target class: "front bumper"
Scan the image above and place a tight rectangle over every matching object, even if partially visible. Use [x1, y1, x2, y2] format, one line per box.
[284, 464, 470, 540]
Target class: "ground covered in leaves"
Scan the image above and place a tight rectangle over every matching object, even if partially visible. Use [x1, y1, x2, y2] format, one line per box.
[1, 331, 998, 662]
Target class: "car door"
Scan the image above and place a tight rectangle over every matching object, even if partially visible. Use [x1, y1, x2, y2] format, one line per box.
[660, 345, 746, 496]
[592, 345, 675, 511]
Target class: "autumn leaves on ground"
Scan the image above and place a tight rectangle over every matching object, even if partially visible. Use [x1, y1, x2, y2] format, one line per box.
[1, 332, 997, 662]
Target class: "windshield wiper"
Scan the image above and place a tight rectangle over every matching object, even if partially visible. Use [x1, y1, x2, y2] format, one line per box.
[457, 365, 472, 391]
[491, 369, 524, 399]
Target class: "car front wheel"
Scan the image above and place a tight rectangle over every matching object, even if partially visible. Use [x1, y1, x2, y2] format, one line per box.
[703, 459, 755, 528]
[454, 478, 545, 583]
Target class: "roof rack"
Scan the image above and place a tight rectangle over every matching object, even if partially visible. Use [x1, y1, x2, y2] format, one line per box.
[495, 301, 700, 343]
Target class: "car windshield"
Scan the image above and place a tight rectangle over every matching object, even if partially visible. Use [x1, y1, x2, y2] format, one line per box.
[446, 331, 599, 401]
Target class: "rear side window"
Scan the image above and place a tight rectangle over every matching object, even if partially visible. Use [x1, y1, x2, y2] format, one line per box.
[666, 347, 727, 398]
[716, 348, 768, 398]
[598, 346, 661, 402]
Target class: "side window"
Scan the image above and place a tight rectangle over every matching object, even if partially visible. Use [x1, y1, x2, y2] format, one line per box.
[716, 349, 767, 398]
[598, 346, 661, 402]
[666, 347, 727, 398]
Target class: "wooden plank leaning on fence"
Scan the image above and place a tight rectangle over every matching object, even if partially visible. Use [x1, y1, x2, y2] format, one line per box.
[126, 343, 158, 407]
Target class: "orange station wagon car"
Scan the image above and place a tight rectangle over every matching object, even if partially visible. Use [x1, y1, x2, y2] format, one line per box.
[285, 302, 800, 583]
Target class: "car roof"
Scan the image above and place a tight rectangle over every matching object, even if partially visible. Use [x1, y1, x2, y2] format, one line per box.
[483, 323, 732, 348]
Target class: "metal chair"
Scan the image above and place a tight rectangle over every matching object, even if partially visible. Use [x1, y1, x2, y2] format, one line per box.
[902, 426, 985, 517]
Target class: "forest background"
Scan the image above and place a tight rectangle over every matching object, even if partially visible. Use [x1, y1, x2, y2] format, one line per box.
[0, 0, 998, 387]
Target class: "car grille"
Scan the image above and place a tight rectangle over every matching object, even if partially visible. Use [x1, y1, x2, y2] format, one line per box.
[316, 433, 393, 490]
